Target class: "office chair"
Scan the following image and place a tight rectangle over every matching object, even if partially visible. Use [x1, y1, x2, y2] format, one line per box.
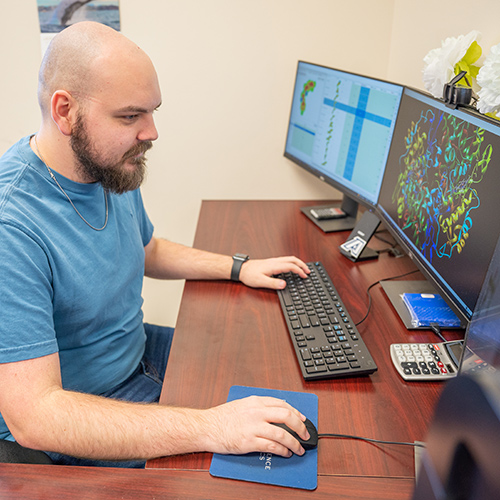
[0, 440, 53, 464]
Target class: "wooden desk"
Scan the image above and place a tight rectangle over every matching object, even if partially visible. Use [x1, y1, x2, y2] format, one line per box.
[0, 464, 414, 499]
[148, 200, 462, 480]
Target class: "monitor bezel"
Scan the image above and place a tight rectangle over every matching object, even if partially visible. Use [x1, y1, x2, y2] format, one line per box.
[283, 60, 404, 211]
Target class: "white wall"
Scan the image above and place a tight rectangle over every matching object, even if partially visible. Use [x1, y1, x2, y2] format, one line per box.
[126, 0, 396, 326]
[388, 0, 500, 89]
[3, 0, 500, 327]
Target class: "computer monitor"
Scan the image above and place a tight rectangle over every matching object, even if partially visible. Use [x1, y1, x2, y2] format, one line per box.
[284, 61, 403, 233]
[377, 87, 500, 325]
[459, 227, 500, 374]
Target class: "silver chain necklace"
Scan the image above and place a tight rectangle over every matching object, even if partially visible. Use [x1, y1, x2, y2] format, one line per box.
[33, 135, 109, 231]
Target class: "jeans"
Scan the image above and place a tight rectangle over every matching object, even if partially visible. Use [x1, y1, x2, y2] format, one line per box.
[45, 323, 174, 468]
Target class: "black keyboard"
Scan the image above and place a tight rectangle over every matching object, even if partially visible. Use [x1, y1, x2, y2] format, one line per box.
[276, 261, 377, 380]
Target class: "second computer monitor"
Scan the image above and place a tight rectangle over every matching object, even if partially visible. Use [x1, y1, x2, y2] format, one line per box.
[378, 87, 500, 324]
[284, 61, 403, 228]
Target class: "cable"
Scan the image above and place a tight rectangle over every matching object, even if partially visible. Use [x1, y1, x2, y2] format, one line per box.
[318, 433, 426, 449]
[373, 231, 397, 249]
[355, 269, 419, 326]
[430, 322, 448, 343]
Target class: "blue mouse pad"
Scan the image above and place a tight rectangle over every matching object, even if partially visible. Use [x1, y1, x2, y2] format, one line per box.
[209, 385, 318, 490]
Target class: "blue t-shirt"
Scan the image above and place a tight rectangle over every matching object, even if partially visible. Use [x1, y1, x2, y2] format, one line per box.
[0, 136, 154, 440]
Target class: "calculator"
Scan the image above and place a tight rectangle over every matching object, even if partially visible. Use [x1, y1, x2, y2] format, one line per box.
[390, 341, 464, 381]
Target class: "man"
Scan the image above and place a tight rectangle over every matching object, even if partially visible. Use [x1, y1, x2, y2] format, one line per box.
[0, 22, 311, 467]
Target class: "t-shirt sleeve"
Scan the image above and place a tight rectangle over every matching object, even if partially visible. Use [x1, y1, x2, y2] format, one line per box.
[0, 222, 59, 363]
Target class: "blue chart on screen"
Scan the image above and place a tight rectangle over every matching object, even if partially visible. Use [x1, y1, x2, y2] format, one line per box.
[284, 62, 402, 205]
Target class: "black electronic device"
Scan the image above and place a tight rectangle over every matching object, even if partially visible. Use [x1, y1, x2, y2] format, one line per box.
[339, 210, 381, 261]
[411, 230, 500, 497]
[284, 61, 403, 233]
[271, 418, 318, 451]
[310, 206, 346, 220]
[412, 372, 500, 499]
[377, 86, 500, 327]
[458, 227, 500, 376]
[443, 70, 472, 109]
[276, 261, 377, 381]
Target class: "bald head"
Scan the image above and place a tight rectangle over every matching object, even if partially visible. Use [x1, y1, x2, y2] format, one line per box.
[38, 22, 156, 117]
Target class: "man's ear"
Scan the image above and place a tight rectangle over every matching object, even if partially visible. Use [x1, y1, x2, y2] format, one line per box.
[51, 90, 79, 136]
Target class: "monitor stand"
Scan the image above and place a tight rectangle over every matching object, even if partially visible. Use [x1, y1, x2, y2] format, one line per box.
[301, 196, 358, 233]
[339, 210, 380, 262]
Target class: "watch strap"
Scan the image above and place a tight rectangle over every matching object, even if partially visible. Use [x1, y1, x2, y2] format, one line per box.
[231, 253, 249, 281]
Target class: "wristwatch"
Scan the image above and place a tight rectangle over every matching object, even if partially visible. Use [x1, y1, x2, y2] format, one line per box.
[231, 253, 249, 281]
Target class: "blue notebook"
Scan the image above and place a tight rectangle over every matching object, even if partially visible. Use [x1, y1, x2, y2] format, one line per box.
[209, 386, 318, 490]
[402, 292, 461, 328]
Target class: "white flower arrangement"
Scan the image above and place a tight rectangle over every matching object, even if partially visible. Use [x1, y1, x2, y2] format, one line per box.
[477, 43, 500, 118]
[422, 30, 482, 99]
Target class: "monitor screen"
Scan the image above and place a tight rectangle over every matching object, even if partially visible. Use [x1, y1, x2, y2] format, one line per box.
[284, 61, 403, 209]
[377, 87, 500, 323]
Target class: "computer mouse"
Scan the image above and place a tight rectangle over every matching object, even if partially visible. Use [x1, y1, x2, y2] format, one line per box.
[272, 418, 318, 450]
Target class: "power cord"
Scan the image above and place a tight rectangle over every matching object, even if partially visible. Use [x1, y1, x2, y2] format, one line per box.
[318, 432, 425, 448]
[430, 322, 449, 343]
[355, 269, 420, 326]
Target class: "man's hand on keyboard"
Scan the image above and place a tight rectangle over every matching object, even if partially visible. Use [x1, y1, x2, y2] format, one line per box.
[203, 395, 308, 457]
[239, 256, 310, 290]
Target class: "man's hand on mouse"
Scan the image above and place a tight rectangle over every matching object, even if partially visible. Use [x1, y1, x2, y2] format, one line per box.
[202, 395, 310, 457]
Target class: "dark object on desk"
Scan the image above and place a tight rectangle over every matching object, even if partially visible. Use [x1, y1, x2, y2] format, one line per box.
[0, 440, 53, 465]
[413, 372, 500, 500]
[272, 418, 318, 451]
[310, 206, 346, 220]
[276, 261, 377, 380]
[339, 210, 380, 262]
[301, 201, 357, 233]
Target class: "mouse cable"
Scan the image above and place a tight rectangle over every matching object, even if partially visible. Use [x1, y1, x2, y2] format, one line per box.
[354, 269, 420, 327]
[317, 432, 426, 448]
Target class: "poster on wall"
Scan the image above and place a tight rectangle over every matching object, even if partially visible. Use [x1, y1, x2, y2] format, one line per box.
[36, 1, 121, 54]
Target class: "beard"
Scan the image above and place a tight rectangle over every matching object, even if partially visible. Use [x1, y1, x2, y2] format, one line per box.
[70, 113, 152, 194]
